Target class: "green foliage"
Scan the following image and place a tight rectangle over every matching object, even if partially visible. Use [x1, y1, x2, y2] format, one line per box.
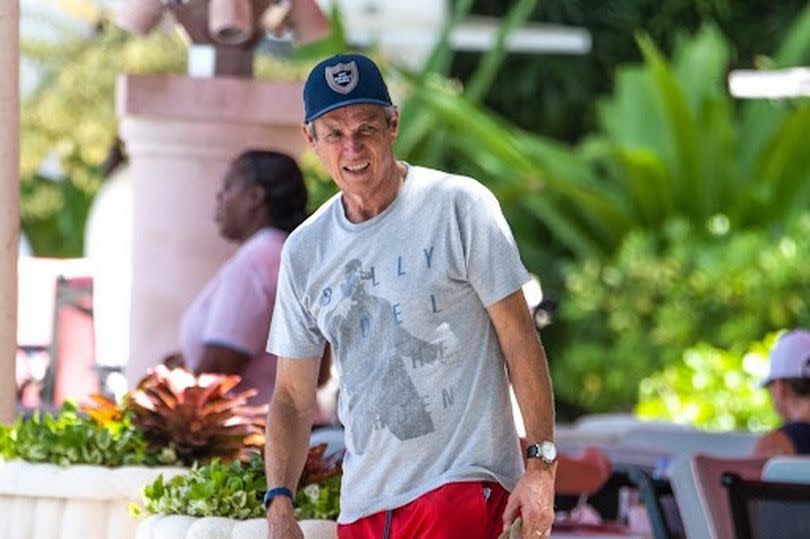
[21, 20, 187, 256]
[139, 455, 268, 520]
[0, 401, 157, 467]
[294, 475, 341, 520]
[636, 334, 781, 431]
[137, 448, 342, 521]
[554, 215, 810, 411]
[453, 0, 808, 142]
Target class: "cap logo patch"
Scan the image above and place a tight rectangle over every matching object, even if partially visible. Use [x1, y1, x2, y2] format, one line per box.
[325, 61, 359, 95]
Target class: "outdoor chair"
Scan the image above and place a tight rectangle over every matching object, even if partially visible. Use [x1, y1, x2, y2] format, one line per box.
[669, 453, 767, 539]
[762, 455, 810, 484]
[722, 472, 810, 539]
[627, 466, 685, 539]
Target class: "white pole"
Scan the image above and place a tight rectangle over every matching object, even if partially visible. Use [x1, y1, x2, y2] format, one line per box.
[0, 0, 20, 424]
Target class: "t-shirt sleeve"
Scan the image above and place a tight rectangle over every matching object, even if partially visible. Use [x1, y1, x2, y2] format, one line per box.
[266, 248, 326, 359]
[460, 187, 531, 307]
[202, 255, 276, 356]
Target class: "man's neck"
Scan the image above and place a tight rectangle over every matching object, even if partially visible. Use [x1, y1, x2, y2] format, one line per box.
[342, 161, 406, 223]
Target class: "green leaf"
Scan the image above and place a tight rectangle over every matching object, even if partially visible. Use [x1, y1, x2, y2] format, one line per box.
[637, 33, 703, 220]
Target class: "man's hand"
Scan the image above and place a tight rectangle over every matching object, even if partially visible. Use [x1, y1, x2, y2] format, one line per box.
[267, 497, 303, 539]
[502, 466, 555, 539]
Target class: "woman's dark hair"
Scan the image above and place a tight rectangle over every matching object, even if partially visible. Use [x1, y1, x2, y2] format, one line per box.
[230, 150, 308, 233]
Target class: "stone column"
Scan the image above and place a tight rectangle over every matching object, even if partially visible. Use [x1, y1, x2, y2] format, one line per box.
[0, 1, 19, 423]
[117, 74, 305, 386]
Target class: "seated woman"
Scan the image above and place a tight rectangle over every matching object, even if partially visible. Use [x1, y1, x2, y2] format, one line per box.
[178, 150, 319, 407]
[753, 329, 810, 457]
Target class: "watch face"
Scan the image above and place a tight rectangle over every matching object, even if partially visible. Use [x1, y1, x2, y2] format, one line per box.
[527, 441, 557, 463]
[540, 441, 557, 461]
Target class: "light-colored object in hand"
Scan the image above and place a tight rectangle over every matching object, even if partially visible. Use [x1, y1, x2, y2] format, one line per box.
[498, 517, 522, 539]
[136, 515, 337, 539]
[0, 460, 187, 539]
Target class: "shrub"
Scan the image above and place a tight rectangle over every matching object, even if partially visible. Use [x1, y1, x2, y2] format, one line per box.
[636, 334, 781, 431]
[137, 444, 343, 521]
[1, 367, 265, 468]
[554, 215, 810, 411]
[0, 401, 157, 467]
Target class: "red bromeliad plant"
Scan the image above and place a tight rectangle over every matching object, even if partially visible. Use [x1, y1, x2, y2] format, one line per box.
[127, 366, 267, 465]
[86, 366, 267, 466]
[299, 442, 344, 488]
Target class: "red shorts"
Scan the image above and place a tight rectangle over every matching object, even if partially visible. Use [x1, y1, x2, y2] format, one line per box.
[337, 481, 510, 539]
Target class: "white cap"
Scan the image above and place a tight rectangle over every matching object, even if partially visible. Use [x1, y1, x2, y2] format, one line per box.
[761, 329, 810, 386]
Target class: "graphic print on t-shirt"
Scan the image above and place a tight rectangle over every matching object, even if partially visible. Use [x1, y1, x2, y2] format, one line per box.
[326, 259, 443, 454]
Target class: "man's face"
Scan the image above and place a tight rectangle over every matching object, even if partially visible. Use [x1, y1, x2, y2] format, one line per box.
[303, 104, 399, 196]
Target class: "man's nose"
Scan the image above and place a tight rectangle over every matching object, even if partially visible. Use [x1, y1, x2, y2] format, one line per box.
[344, 134, 364, 152]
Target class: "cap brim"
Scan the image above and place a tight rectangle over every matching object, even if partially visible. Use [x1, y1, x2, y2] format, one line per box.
[759, 374, 775, 388]
[305, 98, 393, 123]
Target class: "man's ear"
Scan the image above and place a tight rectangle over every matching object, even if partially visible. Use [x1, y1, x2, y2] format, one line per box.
[389, 107, 400, 137]
[302, 122, 316, 146]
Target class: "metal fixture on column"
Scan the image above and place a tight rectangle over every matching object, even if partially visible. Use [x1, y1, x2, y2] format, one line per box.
[116, 0, 329, 76]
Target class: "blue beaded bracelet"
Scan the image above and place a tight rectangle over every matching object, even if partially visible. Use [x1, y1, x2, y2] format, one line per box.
[263, 487, 294, 510]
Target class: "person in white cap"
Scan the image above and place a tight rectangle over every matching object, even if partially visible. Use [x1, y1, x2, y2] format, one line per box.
[752, 329, 810, 458]
[262, 53, 556, 539]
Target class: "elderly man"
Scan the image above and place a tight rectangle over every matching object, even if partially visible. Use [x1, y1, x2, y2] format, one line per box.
[263, 53, 556, 539]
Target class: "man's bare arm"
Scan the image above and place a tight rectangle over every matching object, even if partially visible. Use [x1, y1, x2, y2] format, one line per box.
[265, 355, 321, 538]
[488, 289, 556, 538]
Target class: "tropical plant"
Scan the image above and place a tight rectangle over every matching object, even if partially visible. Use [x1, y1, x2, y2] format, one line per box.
[453, 0, 808, 142]
[401, 7, 810, 265]
[636, 333, 781, 431]
[0, 401, 157, 467]
[293, 442, 343, 520]
[136, 444, 343, 520]
[554, 214, 810, 411]
[124, 366, 266, 466]
[138, 454, 268, 520]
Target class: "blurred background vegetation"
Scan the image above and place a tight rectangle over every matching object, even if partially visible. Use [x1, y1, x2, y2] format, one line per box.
[19, 0, 810, 427]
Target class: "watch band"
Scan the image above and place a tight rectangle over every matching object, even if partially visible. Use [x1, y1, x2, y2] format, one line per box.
[263, 486, 294, 510]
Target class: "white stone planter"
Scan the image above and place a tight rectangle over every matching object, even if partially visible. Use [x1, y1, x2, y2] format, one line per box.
[136, 515, 336, 539]
[0, 460, 187, 539]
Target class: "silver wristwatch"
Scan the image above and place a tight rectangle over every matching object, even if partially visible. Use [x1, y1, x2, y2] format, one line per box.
[526, 440, 558, 464]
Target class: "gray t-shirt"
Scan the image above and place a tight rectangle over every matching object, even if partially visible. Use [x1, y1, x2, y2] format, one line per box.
[267, 165, 530, 523]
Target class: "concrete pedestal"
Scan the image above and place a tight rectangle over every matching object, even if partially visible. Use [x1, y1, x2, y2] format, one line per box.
[117, 74, 305, 386]
[0, 1, 20, 423]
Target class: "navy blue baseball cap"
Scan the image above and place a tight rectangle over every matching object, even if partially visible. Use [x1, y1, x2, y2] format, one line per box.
[303, 53, 393, 123]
